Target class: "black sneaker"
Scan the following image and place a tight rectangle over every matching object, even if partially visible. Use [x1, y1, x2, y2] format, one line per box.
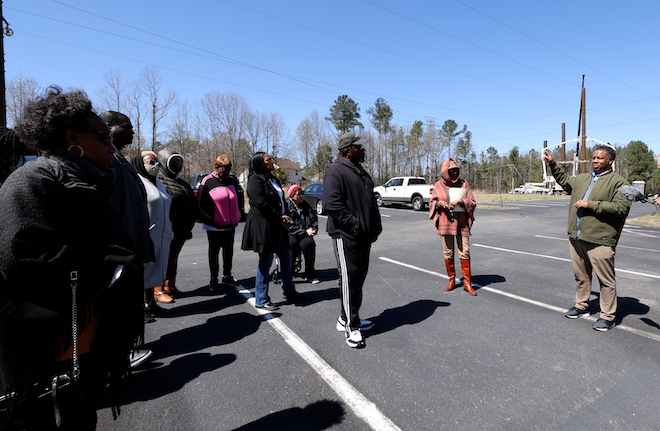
[565, 307, 589, 319]
[221, 275, 239, 287]
[592, 318, 616, 332]
[255, 302, 279, 312]
[208, 279, 220, 292]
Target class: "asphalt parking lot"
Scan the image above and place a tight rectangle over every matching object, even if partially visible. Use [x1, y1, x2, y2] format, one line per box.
[97, 199, 660, 431]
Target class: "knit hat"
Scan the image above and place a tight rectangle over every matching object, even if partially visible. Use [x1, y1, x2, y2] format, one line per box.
[287, 184, 301, 197]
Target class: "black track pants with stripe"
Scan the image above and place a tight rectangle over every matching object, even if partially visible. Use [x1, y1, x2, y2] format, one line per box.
[332, 235, 371, 331]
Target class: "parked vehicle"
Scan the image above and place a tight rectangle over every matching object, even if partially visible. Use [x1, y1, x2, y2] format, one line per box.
[373, 177, 433, 211]
[190, 172, 211, 196]
[302, 182, 324, 215]
[510, 182, 554, 194]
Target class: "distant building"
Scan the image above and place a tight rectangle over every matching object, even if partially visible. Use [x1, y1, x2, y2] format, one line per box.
[237, 157, 306, 190]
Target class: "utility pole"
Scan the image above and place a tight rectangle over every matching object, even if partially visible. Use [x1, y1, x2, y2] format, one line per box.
[580, 79, 587, 174]
[0, 0, 8, 129]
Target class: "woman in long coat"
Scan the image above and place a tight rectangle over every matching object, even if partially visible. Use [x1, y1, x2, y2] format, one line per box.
[131, 151, 174, 307]
[0, 87, 143, 429]
[429, 158, 477, 295]
[241, 152, 302, 311]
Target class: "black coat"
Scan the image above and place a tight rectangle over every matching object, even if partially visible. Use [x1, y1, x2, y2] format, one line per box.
[322, 155, 382, 243]
[0, 150, 143, 415]
[241, 173, 289, 254]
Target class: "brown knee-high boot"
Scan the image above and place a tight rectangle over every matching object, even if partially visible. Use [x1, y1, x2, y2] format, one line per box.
[460, 258, 477, 296]
[164, 259, 184, 297]
[444, 259, 456, 291]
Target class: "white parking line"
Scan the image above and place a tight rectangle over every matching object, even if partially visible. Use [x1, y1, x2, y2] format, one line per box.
[234, 287, 402, 431]
[535, 234, 660, 253]
[378, 257, 660, 343]
[473, 243, 660, 279]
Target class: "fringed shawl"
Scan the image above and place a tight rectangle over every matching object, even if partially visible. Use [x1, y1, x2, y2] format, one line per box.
[429, 158, 476, 236]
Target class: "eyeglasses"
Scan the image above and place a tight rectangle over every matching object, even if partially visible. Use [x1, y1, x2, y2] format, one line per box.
[82, 127, 112, 146]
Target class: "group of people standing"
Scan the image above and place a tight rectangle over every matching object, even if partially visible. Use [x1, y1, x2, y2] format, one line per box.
[0, 87, 635, 430]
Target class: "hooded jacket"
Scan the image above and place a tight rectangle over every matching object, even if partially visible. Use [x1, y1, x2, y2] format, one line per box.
[156, 149, 197, 238]
[429, 158, 476, 236]
[322, 155, 382, 243]
[131, 154, 173, 289]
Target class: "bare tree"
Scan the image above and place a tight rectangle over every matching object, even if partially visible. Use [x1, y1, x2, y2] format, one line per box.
[97, 69, 125, 113]
[140, 66, 177, 151]
[261, 111, 288, 159]
[166, 100, 201, 180]
[244, 109, 262, 156]
[6, 73, 42, 127]
[201, 92, 252, 173]
[294, 118, 314, 172]
[125, 79, 146, 156]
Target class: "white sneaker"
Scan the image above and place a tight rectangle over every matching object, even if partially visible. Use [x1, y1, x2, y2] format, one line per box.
[129, 349, 153, 368]
[345, 329, 365, 348]
[336, 316, 374, 332]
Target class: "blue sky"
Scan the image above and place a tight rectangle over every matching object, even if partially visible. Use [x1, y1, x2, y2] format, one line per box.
[5, 0, 660, 158]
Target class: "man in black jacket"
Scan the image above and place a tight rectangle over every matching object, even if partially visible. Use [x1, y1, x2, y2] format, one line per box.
[323, 132, 382, 348]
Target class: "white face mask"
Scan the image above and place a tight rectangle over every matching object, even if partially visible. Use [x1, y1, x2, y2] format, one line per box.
[145, 163, 161, 176]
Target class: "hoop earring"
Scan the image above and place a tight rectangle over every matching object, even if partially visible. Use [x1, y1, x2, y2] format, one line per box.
[67, 145, 84, 158]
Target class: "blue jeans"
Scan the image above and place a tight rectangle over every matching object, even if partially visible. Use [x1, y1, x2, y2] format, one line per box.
[255, 231, 296, 306]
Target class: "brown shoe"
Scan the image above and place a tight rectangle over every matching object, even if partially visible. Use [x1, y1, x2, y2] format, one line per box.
[154, 286, 174, 303]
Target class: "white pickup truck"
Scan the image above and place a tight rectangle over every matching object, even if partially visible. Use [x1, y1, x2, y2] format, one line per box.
[373, 177, 434, 211]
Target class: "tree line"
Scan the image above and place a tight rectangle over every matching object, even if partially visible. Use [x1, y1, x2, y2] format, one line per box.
[7, 68, 658, 192]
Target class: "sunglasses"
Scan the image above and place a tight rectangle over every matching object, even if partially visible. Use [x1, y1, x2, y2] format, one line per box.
[146, 159, 161, 166]
[83, 127, 112, 146]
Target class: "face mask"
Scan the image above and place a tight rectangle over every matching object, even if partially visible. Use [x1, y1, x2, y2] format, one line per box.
[145, 163, 161, 176]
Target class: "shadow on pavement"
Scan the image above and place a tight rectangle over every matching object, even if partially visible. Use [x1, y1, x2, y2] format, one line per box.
[98, 353, 236, 407]
[159, 292, 247, 318]
[616, 296, 650, 324]
[279, 287, 340, 308]
[471, 274, 506, 286]
[145, 312, 262, 360]
[640, 317, 660, 330]
[364, 299, 450, 339]
[587, 292, 651, 325]
[232, 399, 345, 431]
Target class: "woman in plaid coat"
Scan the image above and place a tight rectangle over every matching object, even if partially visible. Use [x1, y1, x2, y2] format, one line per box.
[429, 158, 477, 295]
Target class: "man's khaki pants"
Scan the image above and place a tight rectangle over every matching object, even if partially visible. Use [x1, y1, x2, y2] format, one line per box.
[569, 239, 617, 321]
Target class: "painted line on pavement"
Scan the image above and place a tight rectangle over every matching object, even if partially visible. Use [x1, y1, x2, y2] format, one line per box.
[378, 257, 660, 343]
[234, 287, 402, 431]
[473, 243, 660, 280]
[535, 234, 660, 253]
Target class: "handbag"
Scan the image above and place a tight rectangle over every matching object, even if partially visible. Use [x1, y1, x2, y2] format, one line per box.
[0, 270, 85, 429]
